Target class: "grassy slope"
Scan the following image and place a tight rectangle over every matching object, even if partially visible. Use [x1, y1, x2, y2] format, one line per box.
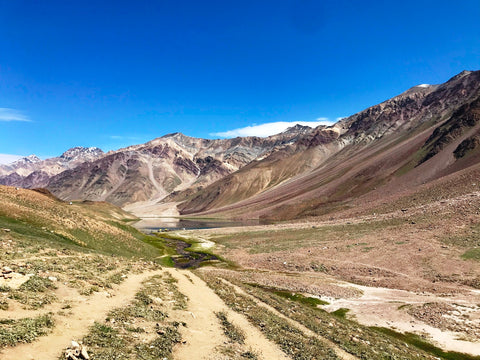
[0, 186, 162, 259]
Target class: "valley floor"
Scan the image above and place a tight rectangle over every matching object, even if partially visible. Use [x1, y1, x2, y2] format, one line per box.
[166, 184, 480, 358]
[1, 185, 480, 359]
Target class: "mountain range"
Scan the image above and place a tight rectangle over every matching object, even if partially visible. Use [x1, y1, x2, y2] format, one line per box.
[2, 70, 479, 220]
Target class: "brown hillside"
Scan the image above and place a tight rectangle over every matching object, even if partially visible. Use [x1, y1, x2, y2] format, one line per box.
[178, 70, 480, 220]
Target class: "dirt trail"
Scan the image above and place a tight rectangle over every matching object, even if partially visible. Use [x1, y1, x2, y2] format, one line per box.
[221, 279, 359, 360]
[0, 270, 162, 360]
[166, 268, 290, 360]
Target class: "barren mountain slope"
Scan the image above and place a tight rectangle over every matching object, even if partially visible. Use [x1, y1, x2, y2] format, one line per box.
[45, 129, 314, 207]
[178, 70, 480, 219]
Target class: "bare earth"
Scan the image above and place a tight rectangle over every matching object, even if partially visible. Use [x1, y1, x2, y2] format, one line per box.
[167, 186, 480, 356]
[167, 268, 289, 360]
[1, 270, 162, 360]
[1, 267, 296, 360]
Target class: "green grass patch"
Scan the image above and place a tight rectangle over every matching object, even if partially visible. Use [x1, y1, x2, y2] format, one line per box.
[0, 214, 163, 261]
[0, 217, 82, 251]
[331, 308, 350, 318]
[19, 276, 57, 292]
[216, 311, 245, 344]
[371, 327, 480, 360]
[361, 246, 374, 252]
[0, 314, 55, 347]
[273, 290, 329, 307]
[10, 276, 58, 309]
[134, 327, 181, 359]
[462, 248, 480, 261]
[82, 322, 127, 358]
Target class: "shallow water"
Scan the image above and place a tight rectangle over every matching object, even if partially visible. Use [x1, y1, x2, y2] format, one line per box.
[160, 237, 219, 269]
[134, 217, 270, 232]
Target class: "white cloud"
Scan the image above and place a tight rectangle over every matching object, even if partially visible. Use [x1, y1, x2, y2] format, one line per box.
[0, 108, 31, 122]
[0, 153, 23, 165]
[109, 135, 141, 140]
[211, 120, 335, 138]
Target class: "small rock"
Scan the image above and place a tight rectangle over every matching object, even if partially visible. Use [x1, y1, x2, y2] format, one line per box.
[65, 340, 89, 360]
[80, 346, 90, 360]
[48, 276, 58, 282]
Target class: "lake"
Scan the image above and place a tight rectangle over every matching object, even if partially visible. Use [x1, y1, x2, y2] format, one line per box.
[133, 217, 271, 232]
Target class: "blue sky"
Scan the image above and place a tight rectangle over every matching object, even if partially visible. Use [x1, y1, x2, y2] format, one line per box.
[1, 0, 479, 163]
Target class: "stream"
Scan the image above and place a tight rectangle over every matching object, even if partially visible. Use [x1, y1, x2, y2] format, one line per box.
[159, 236, 219, 269]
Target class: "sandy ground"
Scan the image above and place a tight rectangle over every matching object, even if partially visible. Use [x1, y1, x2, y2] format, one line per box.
[322, 283, 480, 355]
[167, 268, 289, 360]
[124, 200, 180, 218]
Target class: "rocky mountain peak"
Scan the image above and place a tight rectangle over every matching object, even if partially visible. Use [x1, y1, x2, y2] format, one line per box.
[161, 132, 182, 138]
[13, 155, 41, 165]
[60, 147, 104, 161]
[446, 70, 475, 84]
[282, 124, 313, 135]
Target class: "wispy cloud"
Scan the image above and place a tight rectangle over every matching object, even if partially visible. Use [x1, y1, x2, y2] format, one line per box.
[211, 120, 335, 138]
[0, 108, 31, 122]
[109, 135, 141, 140]
[0, 153, 24, 165]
